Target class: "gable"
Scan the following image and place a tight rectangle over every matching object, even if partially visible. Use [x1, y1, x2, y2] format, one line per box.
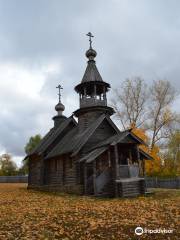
[81, 117, 119, 153]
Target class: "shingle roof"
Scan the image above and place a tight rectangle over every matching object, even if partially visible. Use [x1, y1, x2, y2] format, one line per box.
[88, 132, 129, 150]
[79, 146, 108, 163]
[28, 117, 77, 157]
[45, 114, 147, 160]
[46, 114, 120, 159]
[71, 114, 121, 156]
[87, 129, 146, 152]
[45, 127, 78, 158]
[81, 61, 103, 83]
[30, 129, 55, 155]
[110, 131, 145, 145]
[139, 148, 153, 160]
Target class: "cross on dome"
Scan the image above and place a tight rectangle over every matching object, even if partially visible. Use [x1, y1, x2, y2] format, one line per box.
[86, 32, 94, 49]
[56, 84, 63, 103]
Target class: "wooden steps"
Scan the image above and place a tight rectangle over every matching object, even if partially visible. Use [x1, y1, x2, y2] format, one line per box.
[116, 178, 145, 197]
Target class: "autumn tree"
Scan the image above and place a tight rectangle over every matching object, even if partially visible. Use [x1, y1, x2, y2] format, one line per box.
[112, 78, 179, 176]
[112, 78, 179, 148]
[147, 80, 179, 149]
[0, 154, 17, 176]
[111, 77, 148, 129]
[131, 125, 162, 176]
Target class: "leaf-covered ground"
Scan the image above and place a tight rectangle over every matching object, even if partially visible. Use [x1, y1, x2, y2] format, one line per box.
[0, 184, 179, 240]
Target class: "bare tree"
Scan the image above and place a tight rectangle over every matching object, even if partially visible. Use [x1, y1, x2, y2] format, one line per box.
[111, 78, 179, 149]
[111, 77, 148, 130]
[147, 80, 179, 149]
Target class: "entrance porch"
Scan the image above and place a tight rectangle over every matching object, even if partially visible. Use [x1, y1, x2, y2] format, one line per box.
[80, 143, 146, 197]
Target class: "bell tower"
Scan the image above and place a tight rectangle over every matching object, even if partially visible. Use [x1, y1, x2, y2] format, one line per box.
[74, 33, 114, 132]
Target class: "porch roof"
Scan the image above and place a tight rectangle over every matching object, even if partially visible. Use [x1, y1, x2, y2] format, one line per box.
[139, 148, 153, 160]
[88, 130, 146, 152]
[79, 146, 108, 163]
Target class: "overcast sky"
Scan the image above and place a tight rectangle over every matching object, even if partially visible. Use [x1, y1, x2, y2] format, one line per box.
[0, 0, 180, 166]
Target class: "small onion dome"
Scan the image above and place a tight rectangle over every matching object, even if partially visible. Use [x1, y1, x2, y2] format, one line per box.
[55, 102, 65, 112]
[86, 48, 97, 60]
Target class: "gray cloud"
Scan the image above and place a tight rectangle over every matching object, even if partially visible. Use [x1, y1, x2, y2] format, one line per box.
[0, 0, 180, 160]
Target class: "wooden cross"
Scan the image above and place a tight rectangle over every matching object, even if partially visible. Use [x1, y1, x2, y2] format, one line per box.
[56, 84, 63, 102]
[86, 32, 94, 49]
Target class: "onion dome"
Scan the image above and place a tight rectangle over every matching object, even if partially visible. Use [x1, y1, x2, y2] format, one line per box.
[86, 48, 97, 60]
[55, 102, 65, 114]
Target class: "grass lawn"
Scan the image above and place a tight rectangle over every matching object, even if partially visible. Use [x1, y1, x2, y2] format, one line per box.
[0, 184, 179, 240]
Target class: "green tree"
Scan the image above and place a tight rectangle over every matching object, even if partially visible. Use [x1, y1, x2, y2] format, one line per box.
[25, 134, 42, 155]
[0, 154, 17, 176]
[21, 134, 42, 175]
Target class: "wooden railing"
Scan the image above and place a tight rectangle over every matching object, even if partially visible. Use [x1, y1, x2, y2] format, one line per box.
[119, 165, 139, 178]
[80, 98, 107, 108]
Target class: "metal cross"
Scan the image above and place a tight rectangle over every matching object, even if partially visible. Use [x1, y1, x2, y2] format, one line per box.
[56, 84, 63, 103]
[86, 32, 94, 49]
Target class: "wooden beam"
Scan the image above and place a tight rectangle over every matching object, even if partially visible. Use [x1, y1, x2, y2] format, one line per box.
[84, 87, 87, 96]
[129, 149, 132, 165]
[93, 160, 97, 195]
[114, 145, 119, 179]
[108, 149, 111, 167]
[136, 145, 141, 177]
[142, 159, 145, 177]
